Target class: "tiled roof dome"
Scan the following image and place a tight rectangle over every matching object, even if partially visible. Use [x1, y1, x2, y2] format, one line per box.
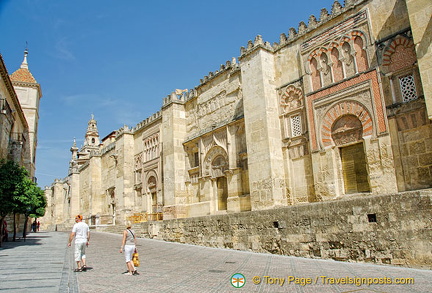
[10, 67, 37, 83]
[10, 49, 37, 83]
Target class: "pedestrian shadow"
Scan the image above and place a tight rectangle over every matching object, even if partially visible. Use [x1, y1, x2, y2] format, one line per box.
[0, 232, 63, 250]
[73, 266, 94, 272]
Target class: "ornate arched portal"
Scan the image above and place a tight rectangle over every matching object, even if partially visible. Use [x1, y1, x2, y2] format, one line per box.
[145, 173, 162, 220]
[331, 115, 371, 194]
[321, 101, 373, 194]
[203, 146, 229, 211]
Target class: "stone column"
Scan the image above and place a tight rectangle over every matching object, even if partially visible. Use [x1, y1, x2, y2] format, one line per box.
[161, 96, 188, 219]
[114, 128, 134, 223]
[240, 46, 287, 210]
[406, 0, 432, 119]
[69, 172, 80, 221]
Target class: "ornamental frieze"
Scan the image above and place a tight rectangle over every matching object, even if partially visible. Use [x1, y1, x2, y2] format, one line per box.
[278, 85, 303, 114]
[202, 146, 229, 178]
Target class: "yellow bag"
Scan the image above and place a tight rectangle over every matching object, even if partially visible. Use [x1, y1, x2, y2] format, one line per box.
[132, 251, 140, 267]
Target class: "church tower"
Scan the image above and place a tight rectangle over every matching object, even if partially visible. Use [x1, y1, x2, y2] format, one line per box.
[68, 138, 79, 174]
[10, 49, 42, 180]
[84, 114, 100, 148]
[79, 114, 100, 157]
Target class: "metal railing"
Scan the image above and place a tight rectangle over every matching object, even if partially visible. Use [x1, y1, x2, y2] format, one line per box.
[126, 212, 163, 223]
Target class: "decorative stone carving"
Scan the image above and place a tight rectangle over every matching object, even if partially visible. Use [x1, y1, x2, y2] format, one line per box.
[134, 152, 143, 170]
[381, 36, 415, 74]
[320, 100, 373, 147]
[279, 85, 303, 114]
[147, 176, 157, 193]
[331, 1, 343, 15]
[203, 146, 229, 178]
[298, 21, 308, 34]
[331, 115, 363, 145]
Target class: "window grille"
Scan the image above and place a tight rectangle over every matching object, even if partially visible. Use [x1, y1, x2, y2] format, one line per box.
[399, 74, 417, 102]
[194, 152, 199, 167]
[290, 115, 302, 137]
[144, 135, 159, 161]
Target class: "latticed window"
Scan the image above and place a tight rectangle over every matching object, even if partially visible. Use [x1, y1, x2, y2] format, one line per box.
[399, 74, 417, 102]
[144, 134, 159, 161]
[193, 152, 199, 167]
[290, 115, 302, 137]
[135, 169, 142, 184]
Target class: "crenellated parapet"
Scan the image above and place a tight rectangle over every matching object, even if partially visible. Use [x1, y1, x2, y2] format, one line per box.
[240, 35, 274, 58]
[132, 110, 163, 132]
[162, 58, 240, 108]
[198, 57, 240, 86]
[116, 124, 133, 137]
[240, 0, 366, 57]
[162, 89, 187, 108]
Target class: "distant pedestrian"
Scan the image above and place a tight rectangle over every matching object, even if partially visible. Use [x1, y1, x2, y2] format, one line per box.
[2, 220, 8, 242]
[68, 215, 90, 272]
[119, 222, 139, 275]
[32, 220, 37, 232]
[37, 221, 40, 231]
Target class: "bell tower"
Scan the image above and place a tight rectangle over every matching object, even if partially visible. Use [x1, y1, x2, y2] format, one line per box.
[81, 114, 100, 153]
[10, 48, 42, 180]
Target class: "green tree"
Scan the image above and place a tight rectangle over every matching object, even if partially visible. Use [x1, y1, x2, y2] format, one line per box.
[0, 159, 46, 245]
[13, 176, 46, 240]
[0, 159, 27, 246]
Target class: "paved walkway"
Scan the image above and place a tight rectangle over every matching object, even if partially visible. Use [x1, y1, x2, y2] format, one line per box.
[0, 231, 77, 292]
[0, 231, 431, 292]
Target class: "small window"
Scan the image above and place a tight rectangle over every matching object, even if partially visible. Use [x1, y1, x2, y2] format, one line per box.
[367, 214, 377, 223]
[290, 115, 302, 137]
[194, 152, 199, 167]
[135, 170, 142, 183]
[399, 74, 417, 102]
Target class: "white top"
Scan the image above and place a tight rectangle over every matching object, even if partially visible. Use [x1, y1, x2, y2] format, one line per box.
[72, 221, 89, 243]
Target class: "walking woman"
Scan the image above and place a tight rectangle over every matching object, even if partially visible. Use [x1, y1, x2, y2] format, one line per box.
[119, 222, 139, 275]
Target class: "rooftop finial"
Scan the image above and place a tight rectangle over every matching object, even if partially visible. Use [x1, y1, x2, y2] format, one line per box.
[21, 42, 29, 69]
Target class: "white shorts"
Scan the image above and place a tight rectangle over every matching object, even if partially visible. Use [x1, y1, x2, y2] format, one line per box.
[74, 242, 86, 262]
[124, 245, 135, 262]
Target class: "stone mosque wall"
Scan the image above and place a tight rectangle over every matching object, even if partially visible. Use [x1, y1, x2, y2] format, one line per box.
[140, 190, 432, 269]
[42, 0, 432, 268]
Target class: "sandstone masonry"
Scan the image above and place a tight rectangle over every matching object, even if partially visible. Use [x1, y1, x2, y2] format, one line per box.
[42, 0, 432, 268]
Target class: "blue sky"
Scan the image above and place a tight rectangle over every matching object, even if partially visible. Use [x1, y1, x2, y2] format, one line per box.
[0, 0, 335, 188]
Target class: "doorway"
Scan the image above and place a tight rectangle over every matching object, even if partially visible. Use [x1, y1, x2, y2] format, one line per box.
[340, 143, 370, 194]
[217, 177, 228, 210]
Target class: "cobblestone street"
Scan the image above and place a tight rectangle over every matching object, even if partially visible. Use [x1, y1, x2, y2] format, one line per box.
[1, 231, 431, 292]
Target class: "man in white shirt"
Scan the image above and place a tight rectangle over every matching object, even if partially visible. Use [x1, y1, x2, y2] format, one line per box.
[68, 215, 90, 272]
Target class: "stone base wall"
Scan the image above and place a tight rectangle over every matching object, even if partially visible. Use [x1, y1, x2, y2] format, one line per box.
[138, 190, 432, 269]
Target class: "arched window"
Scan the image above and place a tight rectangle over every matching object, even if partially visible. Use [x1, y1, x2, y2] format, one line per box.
[310, 57, 321, 91]
[342, 42, 356, 76]
[320, 52, 332, 86]
[331, 47, 344, 82]
[353, 36, 368, 72]
[382, 36, 419, 104]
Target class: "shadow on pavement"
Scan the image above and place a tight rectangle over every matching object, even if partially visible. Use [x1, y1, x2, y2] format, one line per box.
[0, 231, 53, 249]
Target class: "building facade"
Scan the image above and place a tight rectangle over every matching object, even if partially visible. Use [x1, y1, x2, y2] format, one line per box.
[0, 49, 41, 177]
[43, 0, 432, 232]
[9, 50, 42, 180]
[0, 54, 30, 167]
[1, 50, 42, 235]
